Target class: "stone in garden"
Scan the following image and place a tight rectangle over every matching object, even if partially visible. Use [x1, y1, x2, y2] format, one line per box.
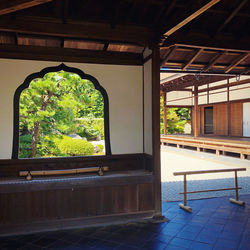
[94, 145, 100, 153]
[68, 134, 82, 139]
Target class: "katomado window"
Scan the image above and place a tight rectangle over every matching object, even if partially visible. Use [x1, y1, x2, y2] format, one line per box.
[12, 64, 111, 159]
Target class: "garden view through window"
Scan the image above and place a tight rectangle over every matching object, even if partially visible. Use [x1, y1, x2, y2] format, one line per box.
[160, 96, 191, 134]
[19, 70, 105, 158]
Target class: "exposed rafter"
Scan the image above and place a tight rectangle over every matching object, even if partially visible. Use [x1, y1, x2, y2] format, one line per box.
[160, 46, 177, 66]
[243, 67, 250, 75]
[203, 51, 226, 72]
[225, 52, 250, 73]
[163, 0, 221, 38]
[216, 0, 248, 34]
[0, 0, 52, 16]
[182, 48, 203, 70]
[163, 31, 250, 52]
[161, 75, 231, 92]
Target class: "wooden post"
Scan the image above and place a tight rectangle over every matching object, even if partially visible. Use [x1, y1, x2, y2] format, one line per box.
[163, 92, 167, 135]
[227, 78, 231, 136]
[183, 174, 187, 206]
[235, 170, 239, 201]
[152, 45, 162, 218]
[207, 83, 209, 104]
[229, 170, 245, 206]
[179, 174, 192, 212]
[194, 85, 199, 137]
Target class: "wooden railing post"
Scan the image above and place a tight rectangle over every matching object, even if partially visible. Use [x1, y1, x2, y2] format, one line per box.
[229, 170, 245, 206]
[179, 174, 192, 212]
[235, 170, 239, 201]
[183, 174, 187, 206]
[174, 168, 246, 212]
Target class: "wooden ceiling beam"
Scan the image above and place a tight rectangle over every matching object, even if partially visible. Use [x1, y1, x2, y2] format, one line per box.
[164, 61, 247, 71]
[0, 0, 52, 16]
[160, 46, 177, 66]
[163, 31, 250, 52]
[174, 3, 250, 18]
[163, 0, 221, 38]
[224, 52, 250, 73]
[0, 19, 153, 46]
[216, 0, 248, 34]
[182, 48, 203, 70]
[0, 44, 143, 65]
[162, 75, 230, 92]
[242, 67, 250, 75]
[203, 51, 226, 72]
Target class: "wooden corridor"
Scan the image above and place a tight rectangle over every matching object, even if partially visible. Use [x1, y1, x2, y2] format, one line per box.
[161, 135, 250, 160]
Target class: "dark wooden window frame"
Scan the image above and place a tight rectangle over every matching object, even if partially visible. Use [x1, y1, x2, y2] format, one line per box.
[12, 63, 111, 159]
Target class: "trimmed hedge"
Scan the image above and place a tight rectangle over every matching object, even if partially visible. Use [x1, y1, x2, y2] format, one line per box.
[58, 137, 94, 156]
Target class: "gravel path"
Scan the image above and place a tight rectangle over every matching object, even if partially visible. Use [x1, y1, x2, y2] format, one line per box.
[161, 145, 250, 202]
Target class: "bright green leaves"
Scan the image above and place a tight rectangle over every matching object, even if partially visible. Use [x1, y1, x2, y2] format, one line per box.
[19, 70, 104, 158]
[160, 95, 191, 134]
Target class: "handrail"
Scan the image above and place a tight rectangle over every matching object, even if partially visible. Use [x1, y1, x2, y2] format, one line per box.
[173, 168, 246, 176]
[173, 168, 246, 212]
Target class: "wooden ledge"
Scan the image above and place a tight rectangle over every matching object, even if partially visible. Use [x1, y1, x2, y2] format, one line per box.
[0, 170, 153, 193]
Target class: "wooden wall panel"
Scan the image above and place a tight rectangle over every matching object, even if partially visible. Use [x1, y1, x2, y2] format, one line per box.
[0, 153, 154, 234]
[214, 103, 228, 135]
[230, 102, 243, 136]
[0, 180, 154, 227]
[138, 183, 154, 211]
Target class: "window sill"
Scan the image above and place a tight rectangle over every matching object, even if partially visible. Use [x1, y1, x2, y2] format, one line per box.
[0, 169, 153, 193]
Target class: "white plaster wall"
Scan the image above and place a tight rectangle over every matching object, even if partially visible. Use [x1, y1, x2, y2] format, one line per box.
[0, 59, 143, 159]
[209, 88, 227, 103]
[143, 59, 152, 155]
[198, 94, 207, 105]
[230, 83, 250, 101]
[166, 91, 193, 105]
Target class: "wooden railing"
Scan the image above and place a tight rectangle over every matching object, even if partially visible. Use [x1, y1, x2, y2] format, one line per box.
[161, 135, 250, 160]
[173, 168, 246, 212]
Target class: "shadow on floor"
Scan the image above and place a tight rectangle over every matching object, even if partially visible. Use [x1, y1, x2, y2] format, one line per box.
[1, 195, 250, 249]
[162, 176, 250, 202]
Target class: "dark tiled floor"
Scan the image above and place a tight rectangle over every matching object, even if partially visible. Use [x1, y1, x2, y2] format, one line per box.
[1, 194, 250, 250]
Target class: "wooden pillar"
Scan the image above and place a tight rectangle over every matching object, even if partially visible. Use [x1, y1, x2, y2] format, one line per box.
[163, 92, 167, 135]
[194, 85, 199, 137]
[227, 78, 231, 136]
[152, 45, 162, 216]
[207, 83, 209, 104]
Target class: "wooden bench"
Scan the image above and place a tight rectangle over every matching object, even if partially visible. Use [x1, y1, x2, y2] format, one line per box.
[161, 136, 250, 160]
[173, 168, 246, 212]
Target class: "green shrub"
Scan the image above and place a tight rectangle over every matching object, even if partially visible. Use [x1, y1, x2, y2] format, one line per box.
[97, 144, 104, 152]
[58, 137, 94, 156]
[37, 134, 64, 157]
[76, 118, 104, 140]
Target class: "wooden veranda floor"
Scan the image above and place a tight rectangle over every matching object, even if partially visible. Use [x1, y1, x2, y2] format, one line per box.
[160, 134, 250, 160]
